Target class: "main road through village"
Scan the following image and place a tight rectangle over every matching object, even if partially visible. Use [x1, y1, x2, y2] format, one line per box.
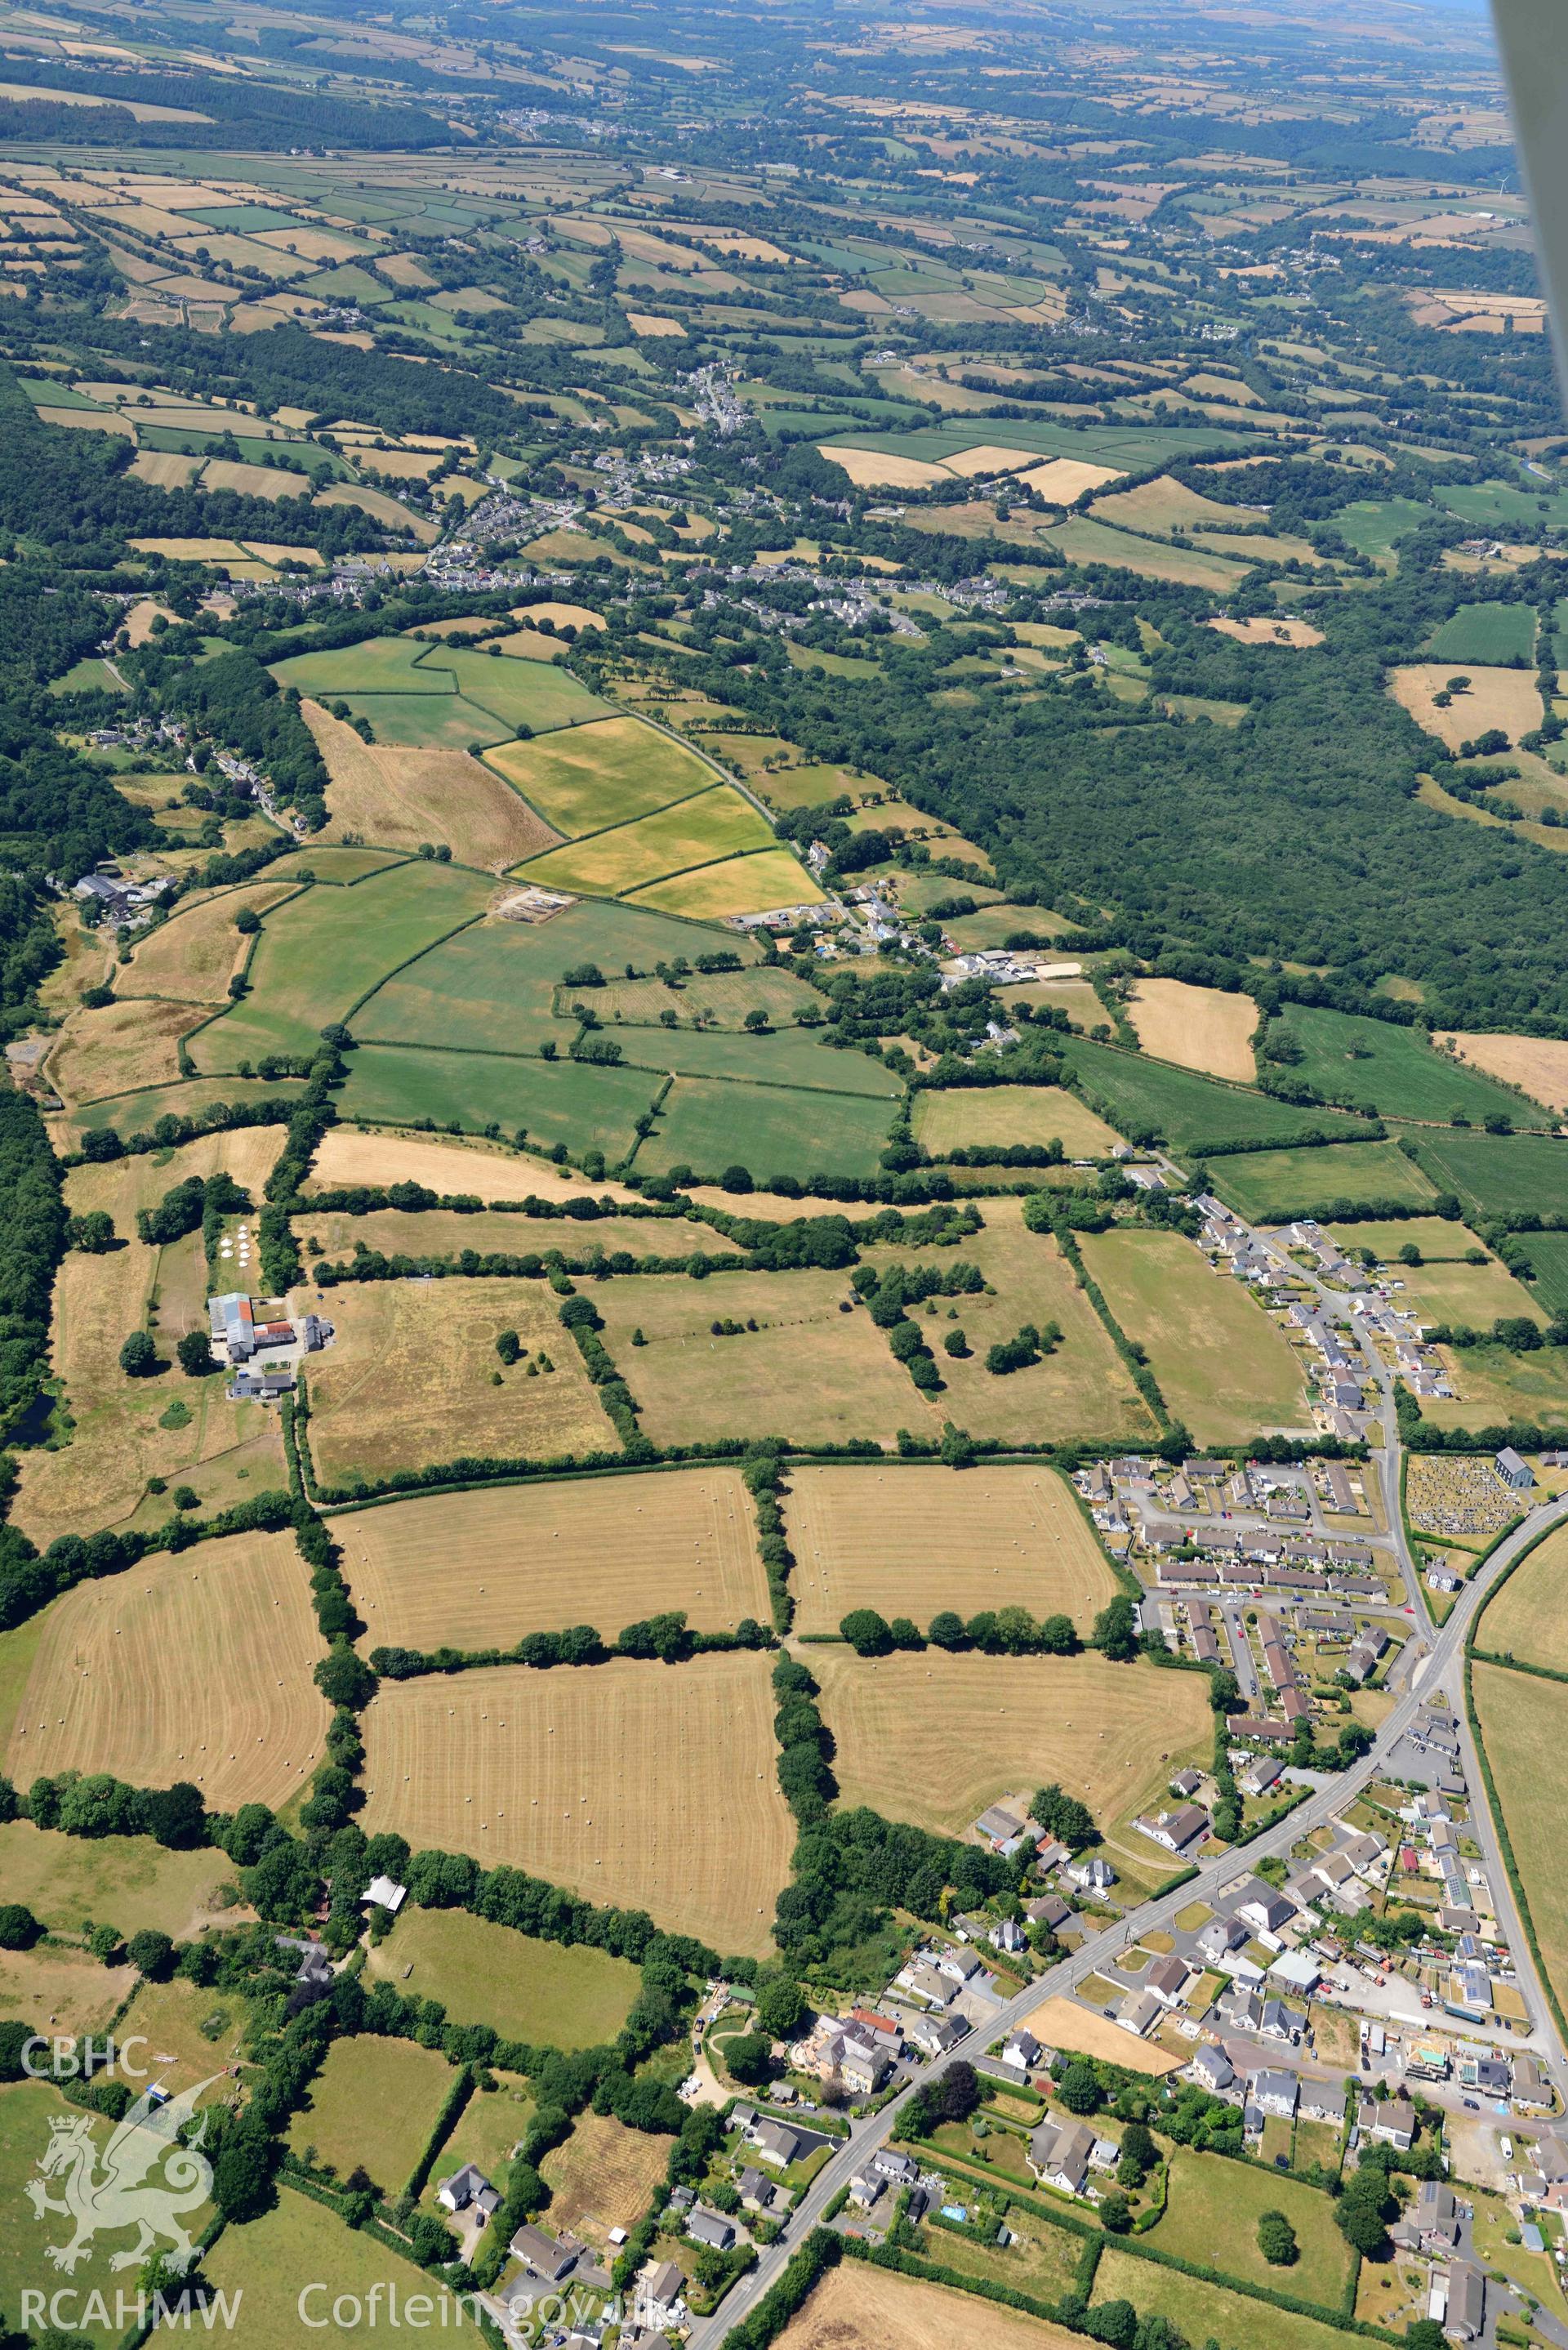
[691, 1186, 1568, 2347]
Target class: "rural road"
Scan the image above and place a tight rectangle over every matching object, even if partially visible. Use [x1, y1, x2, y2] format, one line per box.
[688, 1490, 1568, 2348]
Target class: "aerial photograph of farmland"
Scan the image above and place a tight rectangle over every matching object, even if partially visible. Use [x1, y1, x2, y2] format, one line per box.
[8, 0, 1568, 2342]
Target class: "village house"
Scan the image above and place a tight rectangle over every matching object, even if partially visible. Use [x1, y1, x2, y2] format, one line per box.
[437, 2165, 500, 2224]
[1027, 2117, 1096, 2196]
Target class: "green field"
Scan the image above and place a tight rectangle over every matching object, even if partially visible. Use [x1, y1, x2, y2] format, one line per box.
[1213, 1139, 1438, 1221]
[0, 1819, 235, 1936]
[1060, 1037, 1375, 1155]
[822, 417, 1248, 467]
[337, 1042, 662, 1161]
[271, 635, 606, 747]
[1328, 497, 1434, 558]
[520, 786, 777, 897]
[1472, 1661, 1568, 2027]
[1443, 479, 1568, 533]
[581, 965, 816, 1028]
[50, 655, 126, 696]
[2, 2080, 208, 2344]
[633, 1071, 896, 1180]
[1322, 1215, 1481, 1258]
[1421, 1341, 1568, 1433]
[1268, 1007, 1552, 1126]
[1079, 1225, 1309, 1443]
[609, 1021, 901, 1096]
[206, 2183, 475, 2344]
[1424, 600, 1537, 664]
[1406, 1127, 1568, 1221]
[356, 899, 754, 1057]
[368, 1906, 639, 2049]
[193, 862, 492, 1072]
[485, 713, 722, 836]
[1149, 2148, 1356, 2308]
[285, 2034, 455, 2196]
[1094, 2245, 1361, 2350]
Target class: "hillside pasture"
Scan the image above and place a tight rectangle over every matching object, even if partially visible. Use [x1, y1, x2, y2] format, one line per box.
[576, 965, 816, 1030]
[365, 1907, 638, 2050]
[1060, 1037, 1374, 1155]
[360, 1654, 793, 1955]
[119, 881, 299, 1004]
[1425, 600, 1537, 663]
[302, 700, 559, 868]
[1079, 1226, 1310, 1441]
[301, 1277, 617, 1487]
[3, 1533, 330, 1812]
[911, 1085, 1124, 1157]
[47, 997, 209, 1106]
[1478, 1521, 1568, 1673]
[807, 1647, 1211, 1855]
[629, 845, 825, 920]
[786, 1461, 1117, 1635]
[483, 714, 719, 836]
[193, 860, 492, 1072]
[1408, 1128, 1568, 1222]
[337, 1465, 768, 1648]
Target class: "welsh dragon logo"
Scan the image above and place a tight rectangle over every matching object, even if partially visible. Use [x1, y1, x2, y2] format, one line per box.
[25, 2076, 219, 2276]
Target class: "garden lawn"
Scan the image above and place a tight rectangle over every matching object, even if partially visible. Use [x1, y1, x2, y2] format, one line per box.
[1150, 2146, 1355, 2308]
[285, 2034, 456, 2197]
[336, 1043, 661, 1163]
[364, 1908, 638, 2049]
[193, 861, 491, 1072]
[1211, 1141, 1437, 1221]
[1079, 1226, 1310, 1442]
[1268, 1006, 1551, 1126]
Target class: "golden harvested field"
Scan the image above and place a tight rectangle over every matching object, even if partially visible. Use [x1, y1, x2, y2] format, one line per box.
[625, 309, 684, 337]
[338, 1465, 768, 1648]
[1389, 663, 1544, 754]
[777, 2256, 1084, 2349]
[788, 1461, 1116, 1636]
[46, 997, 207, 1106]
[1127, 978, 1258, 1080]
[1472, 1662, 1568, 2025]
[1018, 1995, 1185, 2076]
[1079, 1225, 1310, 1444]
[302, 700, 559, 868]
[1437, 1031, 1568, 1114]
[912, 1086, 1123, 1157]
[1015, 457, 1124, 501]
[1207, 616, 1324, 648]
[595, 1266, 918, 1450]
[510, 601, 604, 632]
[304, 1123, 641, 1204]
[130, 448, 202, 489]
[199, 459, 306, 500]
[805, 1648, 1210, 1845]
[301, 1278, 615, 1487]
[302, 1204, 728, 1262]
[939, 442, 1043, 478]
[858, 1202, 1155, 1445]
[541, 2110, 670, 2246]
[4, 1533, 330, 1811]
[121, 881, 299, 1003]
[816, 444, 949, 490]
[360, 1654, 793, 1955]
[1090, 475, 1241, 537]
[1478, 1521, 1568, 1671]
